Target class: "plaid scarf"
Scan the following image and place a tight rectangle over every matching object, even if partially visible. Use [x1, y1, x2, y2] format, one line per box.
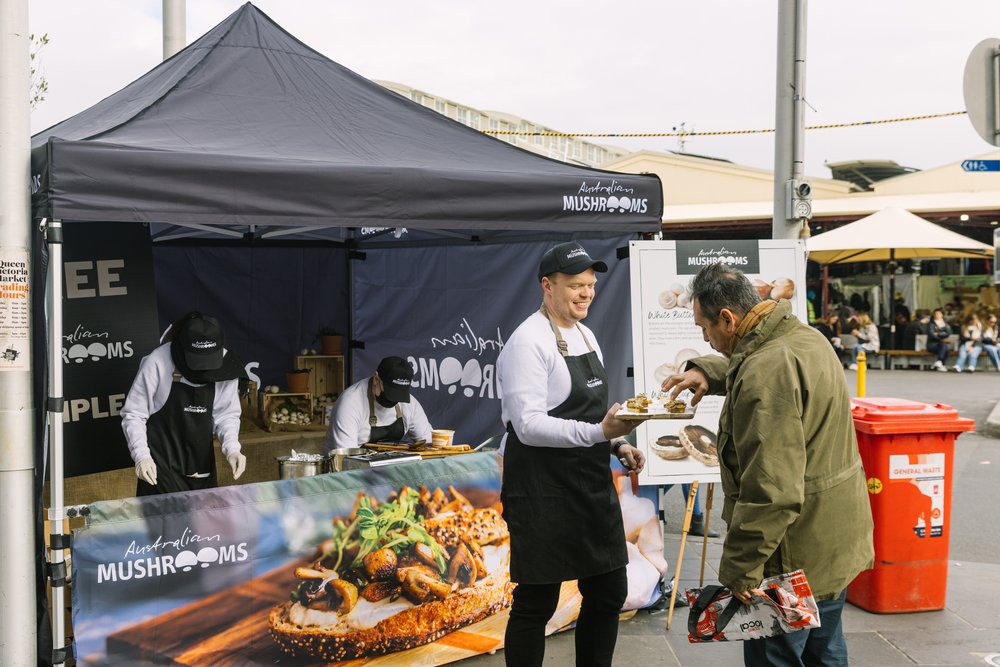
[732, 299, 777, 348]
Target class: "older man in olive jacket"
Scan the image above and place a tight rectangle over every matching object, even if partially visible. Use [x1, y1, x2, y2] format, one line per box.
[664, 263, 874, 667]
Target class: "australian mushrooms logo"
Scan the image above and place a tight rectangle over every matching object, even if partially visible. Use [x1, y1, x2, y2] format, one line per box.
[408, 318, 506, 399]
[96, 527, 249, 584]
[563, 180, 649, 214]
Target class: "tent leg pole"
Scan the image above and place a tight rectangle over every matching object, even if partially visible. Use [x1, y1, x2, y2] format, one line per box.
[46, 219, 68, 666]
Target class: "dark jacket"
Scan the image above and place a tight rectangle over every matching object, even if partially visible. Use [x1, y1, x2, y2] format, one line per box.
[690, 300, 874, 600]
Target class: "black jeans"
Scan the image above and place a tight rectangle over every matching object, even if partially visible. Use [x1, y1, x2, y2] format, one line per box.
[927, 340, 949, 363]
[504, 566, 628, 667]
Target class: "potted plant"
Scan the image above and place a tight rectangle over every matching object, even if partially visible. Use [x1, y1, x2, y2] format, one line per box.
[315, 326, 344, 356]
[286, 368, 311, 393]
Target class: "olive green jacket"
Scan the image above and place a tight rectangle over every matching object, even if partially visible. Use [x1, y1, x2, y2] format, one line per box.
[691, 300, 874, 600]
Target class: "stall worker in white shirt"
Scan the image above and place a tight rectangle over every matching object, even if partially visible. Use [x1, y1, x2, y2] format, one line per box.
[323, 356, 433, 452]
[121, 312, 247, 496]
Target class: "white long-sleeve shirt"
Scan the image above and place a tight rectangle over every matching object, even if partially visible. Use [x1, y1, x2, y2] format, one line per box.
[323, 377, 433, 452]
[120, 343, 242, 464]
[496, 311, 607, 451]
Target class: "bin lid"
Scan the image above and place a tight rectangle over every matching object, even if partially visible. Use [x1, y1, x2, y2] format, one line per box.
[851, 397, 976, 434]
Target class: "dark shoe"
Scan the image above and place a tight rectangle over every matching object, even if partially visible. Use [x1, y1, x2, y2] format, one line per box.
[689, 515, 720, 538]
[645, 580, 689, 612]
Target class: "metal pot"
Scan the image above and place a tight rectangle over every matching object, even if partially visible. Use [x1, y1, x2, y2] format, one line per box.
[276, 455, 328, 479]
[327, 448, 365, 472]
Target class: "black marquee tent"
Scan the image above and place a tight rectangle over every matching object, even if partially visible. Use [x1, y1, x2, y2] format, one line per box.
[30, 3, 661, 239]
[27, 5, 663, 662]
[29, 0, 663, 445]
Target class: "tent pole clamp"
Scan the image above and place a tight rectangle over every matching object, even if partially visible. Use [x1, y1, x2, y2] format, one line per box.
[40, 217, 63, 244]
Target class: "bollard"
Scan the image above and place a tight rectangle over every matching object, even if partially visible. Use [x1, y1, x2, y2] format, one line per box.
[856, 349, 867, 397]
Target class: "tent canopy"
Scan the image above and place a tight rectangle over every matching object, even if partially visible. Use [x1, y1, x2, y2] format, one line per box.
[807, 207, 994, 264]
[30, 3, 662, 243]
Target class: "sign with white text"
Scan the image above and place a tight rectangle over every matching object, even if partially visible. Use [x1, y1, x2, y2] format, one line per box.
[62, 223, 161, 476]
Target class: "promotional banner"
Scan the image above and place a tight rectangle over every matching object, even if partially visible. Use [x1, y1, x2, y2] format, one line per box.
[352, 236, 635, 448]
[71, 454, 665, 665]
[629, 240, 807, 485]
[62, 222, 161, 476]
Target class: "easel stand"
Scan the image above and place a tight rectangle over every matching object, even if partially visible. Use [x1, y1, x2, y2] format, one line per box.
[665, 481, 715, 631]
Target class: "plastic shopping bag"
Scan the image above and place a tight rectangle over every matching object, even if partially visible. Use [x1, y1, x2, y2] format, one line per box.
[685, 569, 820, 643]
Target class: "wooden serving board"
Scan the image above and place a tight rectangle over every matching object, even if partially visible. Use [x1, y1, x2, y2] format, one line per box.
[615, 410, 696, 421]
[365, 443, 473, 458]
[104, 561, 580, 666]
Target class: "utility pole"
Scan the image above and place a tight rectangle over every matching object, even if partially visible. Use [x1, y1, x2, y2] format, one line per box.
[163, 0, 186, 60]
[773, 0, 812, 240]
[0, 0, 38, 663]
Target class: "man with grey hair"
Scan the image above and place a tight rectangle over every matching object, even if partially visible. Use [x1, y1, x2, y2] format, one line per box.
[663, 263, 873, 667]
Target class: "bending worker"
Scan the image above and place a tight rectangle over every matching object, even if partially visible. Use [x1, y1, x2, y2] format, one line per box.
[497, 241, 644, 667]
[323, 356, 432, 451]
[663, 263, 873, 667]
[121, 312, 247, 496]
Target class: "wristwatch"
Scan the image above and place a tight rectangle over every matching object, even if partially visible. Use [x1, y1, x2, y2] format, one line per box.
[612, 440, 627, 458]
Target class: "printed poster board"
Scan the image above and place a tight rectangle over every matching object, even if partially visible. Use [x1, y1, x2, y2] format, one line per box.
[628, 240, 807, 485]
[71, 454, 665, 665]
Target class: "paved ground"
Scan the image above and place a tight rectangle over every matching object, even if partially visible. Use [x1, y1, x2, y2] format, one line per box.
[464, 368, 1000, 666]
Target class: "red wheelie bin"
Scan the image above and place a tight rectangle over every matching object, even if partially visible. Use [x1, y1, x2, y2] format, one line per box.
[847, 397, 975, 613]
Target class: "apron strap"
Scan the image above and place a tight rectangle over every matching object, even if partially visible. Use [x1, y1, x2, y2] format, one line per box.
[368, 377, 403, 427]
[539, 304, 594, 357]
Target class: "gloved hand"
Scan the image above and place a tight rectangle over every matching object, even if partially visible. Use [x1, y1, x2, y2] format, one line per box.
[135, 458, 157, 486]
[227, 452, 247, 480]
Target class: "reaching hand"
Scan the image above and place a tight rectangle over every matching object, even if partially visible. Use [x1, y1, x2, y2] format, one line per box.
[616, 444, 646, 475]
[601, 403, 639, 441]
[135, 458, 157, 486]
[661, 368, 709, 406]
[227, 452, 247, 480]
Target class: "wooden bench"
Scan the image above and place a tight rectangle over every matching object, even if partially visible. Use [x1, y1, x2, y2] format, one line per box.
[879, 350, 935, 370]
[879, 349, 989, 370]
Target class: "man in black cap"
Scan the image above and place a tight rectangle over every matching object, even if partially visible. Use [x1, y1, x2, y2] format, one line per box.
[496, 241, 646, 667]
[121, 312, 247, 496]
[323, 356, 433, 452]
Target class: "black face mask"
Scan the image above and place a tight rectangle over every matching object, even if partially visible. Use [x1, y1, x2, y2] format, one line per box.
[375, 393, 397, 409]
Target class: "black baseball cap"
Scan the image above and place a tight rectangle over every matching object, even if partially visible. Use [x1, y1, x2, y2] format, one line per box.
[537, 242, 608, 282]
[377, 356, 414, 404]
[174, 313, 225, 371]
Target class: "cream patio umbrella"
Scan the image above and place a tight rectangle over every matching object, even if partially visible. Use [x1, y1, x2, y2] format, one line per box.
[807, 207, 994, 341]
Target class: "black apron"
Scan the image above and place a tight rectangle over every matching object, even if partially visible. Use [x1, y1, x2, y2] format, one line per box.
[367, 378, 405, 443]
[501, 308, 628, 584]
[137, 371, 218, 496]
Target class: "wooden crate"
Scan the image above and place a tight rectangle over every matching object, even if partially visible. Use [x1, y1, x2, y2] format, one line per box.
[294, 355, 345, 399]
[260, 392, 324, 432]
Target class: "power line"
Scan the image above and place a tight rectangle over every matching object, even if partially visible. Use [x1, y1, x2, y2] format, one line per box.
[482, 110, 967, 139]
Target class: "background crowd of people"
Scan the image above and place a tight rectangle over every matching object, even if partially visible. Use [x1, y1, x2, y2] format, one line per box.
[808, 291, 1000, 372]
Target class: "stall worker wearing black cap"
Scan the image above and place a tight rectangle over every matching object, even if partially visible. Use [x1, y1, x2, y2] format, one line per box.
[496, 242, 646, 667]
[323, 356, 433, 452]
[121, 312, 247, 496]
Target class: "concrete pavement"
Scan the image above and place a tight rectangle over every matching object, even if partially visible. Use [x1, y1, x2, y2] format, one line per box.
[464, 368, 1000, 666]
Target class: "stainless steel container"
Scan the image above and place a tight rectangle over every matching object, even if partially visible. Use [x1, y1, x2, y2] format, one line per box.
[327, 448, 366, 472]
[276, 455, 329, 479]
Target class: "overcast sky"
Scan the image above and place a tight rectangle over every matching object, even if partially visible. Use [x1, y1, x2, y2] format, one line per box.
[27, 1, 1000, 178]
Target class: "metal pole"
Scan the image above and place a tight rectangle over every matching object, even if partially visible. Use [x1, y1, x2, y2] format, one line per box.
[772, 0, 808, 240]
[0, 0, 38, 664]
[45, 220, 68, 666]
[162, 0, 186, 60]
